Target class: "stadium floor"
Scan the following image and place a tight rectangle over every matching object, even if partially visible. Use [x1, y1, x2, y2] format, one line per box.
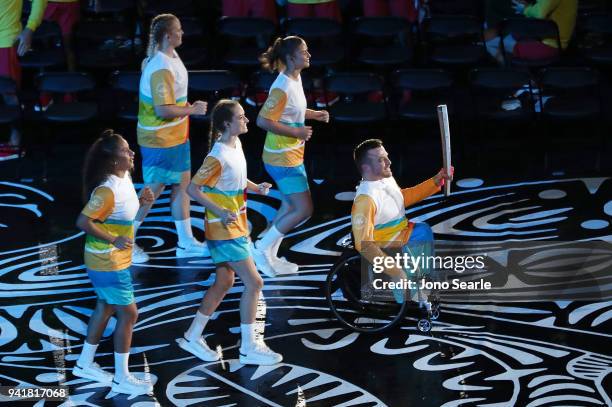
[0, 170, 610, 406]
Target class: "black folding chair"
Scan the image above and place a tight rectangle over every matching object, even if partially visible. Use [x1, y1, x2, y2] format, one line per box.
[284, 18, 344, 68]
[83, 0, 136, 15]
[539, 67, 600, 121]
[110, 71, 140, 122]
[37, 72, 97, 122]
[19, 21, 65, 70]
[352, 17, 412, 69]
[143, 0, 195, 18]
[325, 72, 387, 124]
[0, 77, 21, 127]
[470, 68, 534, 122]
[0, 76, 23, 173]
[539, 67, 602, 170]
[217, 17, 276, 68]
[75, 21, 135, 71]
[178, 17, 208, 68]
[393, 68, 454, 122]
[500, 18, 562, 68]
[187, 70, 242, 122]
[581, 13, 612, 67]
[36, 72, 98, 179]
[422, 15, 486, 67]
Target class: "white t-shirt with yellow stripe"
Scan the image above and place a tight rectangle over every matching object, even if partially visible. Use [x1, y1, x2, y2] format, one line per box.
[351, 177, 440, 261]
[192, 138, 248, 241]
[260, 72, 307, 167]
[81, 173, 140, 271]
[137, 51, 189, 148]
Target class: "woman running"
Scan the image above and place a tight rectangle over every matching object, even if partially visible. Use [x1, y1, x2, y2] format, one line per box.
[73, 129, 155, 395]
[133, 13, 208, 263]
[179, 99, 282, 366]
[254, 36, 329, 277]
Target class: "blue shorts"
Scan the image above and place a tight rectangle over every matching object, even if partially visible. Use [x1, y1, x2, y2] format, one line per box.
[87, 268, 134, 306]
[264, 163, 309, 195]
[208, 236, 251, 264]
[141, 141, 191, 184]
[408, 222, 434, 243]
[403, 222, 435, 276]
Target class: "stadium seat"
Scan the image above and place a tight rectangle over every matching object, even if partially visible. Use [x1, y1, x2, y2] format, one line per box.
[75, 21, 135, 71]
[284, 18, 344, 68]
[500, 18, 562, 68]
[187, 70, 242, 121]
[110, 71, 140, 122]
[393, 68, 454, 121]
[352, 17, 412, 68]
[217, 17, 276, 68]
[325, 72, 387, 123]
[422, 15, 486, 67]
[19, 21, 65, 70]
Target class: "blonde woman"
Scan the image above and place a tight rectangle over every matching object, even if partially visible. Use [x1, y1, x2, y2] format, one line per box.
[133, 14, 208, 263]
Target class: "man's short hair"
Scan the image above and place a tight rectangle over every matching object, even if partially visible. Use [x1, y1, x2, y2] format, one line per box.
[353, 139, 383, 173]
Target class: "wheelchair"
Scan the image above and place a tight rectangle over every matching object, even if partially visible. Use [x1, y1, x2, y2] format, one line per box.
[324, 240, 440, 334]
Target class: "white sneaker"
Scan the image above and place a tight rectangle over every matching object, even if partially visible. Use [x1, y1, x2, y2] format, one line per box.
[239, 342, 283, 366]
[272, 256, 298, 274]
[132, 243, 149, 263]
[111, 374, 153, 395]
[252, 246, 277, 278]
[72, 362, 113, 384]
[176, 239, 210, 258]
[501, 98, 521, 111]
[178, 336, 220, 362]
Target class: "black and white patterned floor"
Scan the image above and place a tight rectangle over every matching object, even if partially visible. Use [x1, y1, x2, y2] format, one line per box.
[0, 176, 611, 406]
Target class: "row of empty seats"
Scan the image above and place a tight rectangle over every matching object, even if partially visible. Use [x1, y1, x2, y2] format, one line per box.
[0, 66, 603, 129]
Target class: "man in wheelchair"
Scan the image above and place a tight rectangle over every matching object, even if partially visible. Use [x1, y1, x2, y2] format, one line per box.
[351, 139, 453, 305]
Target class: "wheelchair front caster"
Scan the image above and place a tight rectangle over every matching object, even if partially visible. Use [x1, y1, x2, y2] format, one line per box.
[417, 318, 431, 332]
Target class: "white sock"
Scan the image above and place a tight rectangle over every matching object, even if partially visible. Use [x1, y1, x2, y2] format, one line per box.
[185, 311, 210, 342]
[240, 323, 257, 351]
[76, 341, 98, 368]
[256, 225, 284, 253]
[272, 238, 282, 259]
[134, 220, 142, 235]
[114, 352, 130, 382]
[175, 218, 194, 247]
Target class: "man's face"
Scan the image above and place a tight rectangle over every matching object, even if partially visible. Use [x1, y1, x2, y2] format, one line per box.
[363, 146, 392, 179]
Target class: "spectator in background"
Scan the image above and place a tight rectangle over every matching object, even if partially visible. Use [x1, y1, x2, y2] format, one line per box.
[485, 0, 578, 63]
[512, 0, 577, 60]
[43, 0, 80, 71]
[286, 0, 342, 22]
[0, 0, 47, 156]
[362, 0, 417, 23]
[222, 0, 277, 23]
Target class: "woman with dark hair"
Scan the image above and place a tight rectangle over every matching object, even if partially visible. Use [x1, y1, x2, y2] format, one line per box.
[253, 36, 329, 277]
[133, 13, 209, 264]
[181, 99, 282, 366]
[73, 130, 155, 395]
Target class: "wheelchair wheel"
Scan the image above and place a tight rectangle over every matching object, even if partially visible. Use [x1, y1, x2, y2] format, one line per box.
[325, 252, 409, 333]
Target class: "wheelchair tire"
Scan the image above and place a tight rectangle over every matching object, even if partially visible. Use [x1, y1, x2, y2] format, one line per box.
[325, 252, 409, 333]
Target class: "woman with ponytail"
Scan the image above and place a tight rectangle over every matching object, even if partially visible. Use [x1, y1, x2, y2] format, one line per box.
[73, 130, 155, 395]
[181, 100, 282, 366]
[134, 13, 208, 264]
[253, 36, 329, 277]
